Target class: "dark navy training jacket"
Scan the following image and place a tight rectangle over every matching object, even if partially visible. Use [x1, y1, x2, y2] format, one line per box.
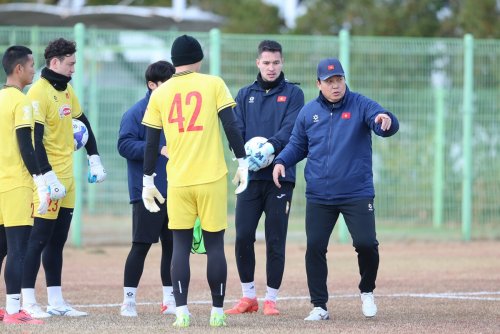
[118, 91, 167, 203]
[234, 77, 304, 183]
[275, 86, 399, 204]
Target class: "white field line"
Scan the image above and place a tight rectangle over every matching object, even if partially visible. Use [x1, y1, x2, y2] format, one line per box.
[73, 291, 500, 308]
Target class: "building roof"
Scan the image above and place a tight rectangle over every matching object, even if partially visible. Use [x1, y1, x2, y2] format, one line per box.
[0, 3, 223, 31]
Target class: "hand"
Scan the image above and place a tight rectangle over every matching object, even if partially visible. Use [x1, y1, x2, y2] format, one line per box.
[43, 170, 66, 200]
[232, 158, 249, 194]
[88, 154, 107, 183]
[375, 113, 392, 131]
[272, 163, 286, 189]
[33, 174, 50, 214]
[160, 146, 169, 158]
[142, 173, 165, 213]
[248, 142, 275, 172]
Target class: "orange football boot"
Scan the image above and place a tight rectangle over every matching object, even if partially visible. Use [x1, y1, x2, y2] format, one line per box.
[263, 300, 280, 315]
[224, 297, 258, 314]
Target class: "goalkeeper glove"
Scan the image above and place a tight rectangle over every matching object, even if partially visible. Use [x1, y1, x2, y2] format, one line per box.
[247, 156, 261, 172]
[248, 142, 275, 172]
[232, 158, 249, 194]
[259, 141, 275, 157]
[33, 174, 50, 215]
[142, 173, 165, 213]
[44, 170, 66, 200]
[88, 154, 107, 183]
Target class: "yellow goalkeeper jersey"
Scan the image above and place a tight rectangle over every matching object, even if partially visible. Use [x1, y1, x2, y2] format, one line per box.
[28, 78, 82, 178]
[0, 86, 34, 192]
[143, 71, 236, 187]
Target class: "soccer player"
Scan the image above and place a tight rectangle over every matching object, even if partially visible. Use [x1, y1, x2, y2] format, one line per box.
[117, 60, 176, 317]
[273, 58, 399, 320]
[225, 40, 304, 316]
[141, 34, 248, 328]
[21, 38, 107, 318]
[0, 45, 50, 324]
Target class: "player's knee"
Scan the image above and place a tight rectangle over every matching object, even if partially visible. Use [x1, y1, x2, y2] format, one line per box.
[28, 236, 49, 251]
[31, 219, 56, 247]
[5, 248, 24, 263]
[353, 240, 379, 254]
[235, 234, 256, 247]
[47, 236, 68, 250]
[131, 242, 151, 257]
[306, 234, 329, 252]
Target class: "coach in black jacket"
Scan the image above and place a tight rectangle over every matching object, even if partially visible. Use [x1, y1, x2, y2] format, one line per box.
[225, 40, 304, 316]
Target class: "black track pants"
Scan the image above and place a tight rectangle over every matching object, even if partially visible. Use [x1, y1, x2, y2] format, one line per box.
[305, 199, 379, 310]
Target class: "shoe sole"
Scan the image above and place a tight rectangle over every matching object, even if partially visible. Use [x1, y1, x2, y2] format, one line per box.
[48, 312, 87, 317]
[3, 314, 44, 324]
[3, 319, 44, 324]
[305, 315, 330, 321]
[304, 313, 330, 321]
[173, 323, 190, 328]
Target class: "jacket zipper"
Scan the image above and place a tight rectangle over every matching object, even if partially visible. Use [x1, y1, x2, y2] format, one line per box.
[327, 112, 333, 191]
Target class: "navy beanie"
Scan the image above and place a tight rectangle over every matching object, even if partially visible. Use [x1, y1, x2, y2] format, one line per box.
[171, 35, 204, 67]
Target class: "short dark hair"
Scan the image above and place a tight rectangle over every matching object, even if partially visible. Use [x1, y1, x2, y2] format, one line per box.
[257, 40, 282, 57]
[44, 38, 77, 66]
[145, 60, 175, 88]
[2, 45, 32, 75]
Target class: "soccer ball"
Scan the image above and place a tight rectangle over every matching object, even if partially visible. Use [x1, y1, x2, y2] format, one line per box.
[244, 136, 275, 169]
[72, 119, 89, 151]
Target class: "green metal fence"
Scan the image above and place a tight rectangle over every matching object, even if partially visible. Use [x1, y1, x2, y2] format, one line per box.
[1, 25, 498, 244]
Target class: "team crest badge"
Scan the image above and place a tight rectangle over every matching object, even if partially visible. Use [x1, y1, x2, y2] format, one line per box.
[58, 104, 72, 118]
[22, 105, 32, 121]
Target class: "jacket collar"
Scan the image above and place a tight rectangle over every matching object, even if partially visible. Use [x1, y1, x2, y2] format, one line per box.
[252, 72, 287, 93]
[256, 72, 285, 91]
[317, 85, 350, 110]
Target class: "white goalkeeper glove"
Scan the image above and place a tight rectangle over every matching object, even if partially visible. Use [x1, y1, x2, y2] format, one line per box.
[44, 170, 66, 200]
[33, 174, 50, 215]
[248, 142, 275, 172]
[142, 173, 165, 213]
[247, 156, 261, 172]
[88, 154, 107, 183]
[232, 158, 249, 194]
